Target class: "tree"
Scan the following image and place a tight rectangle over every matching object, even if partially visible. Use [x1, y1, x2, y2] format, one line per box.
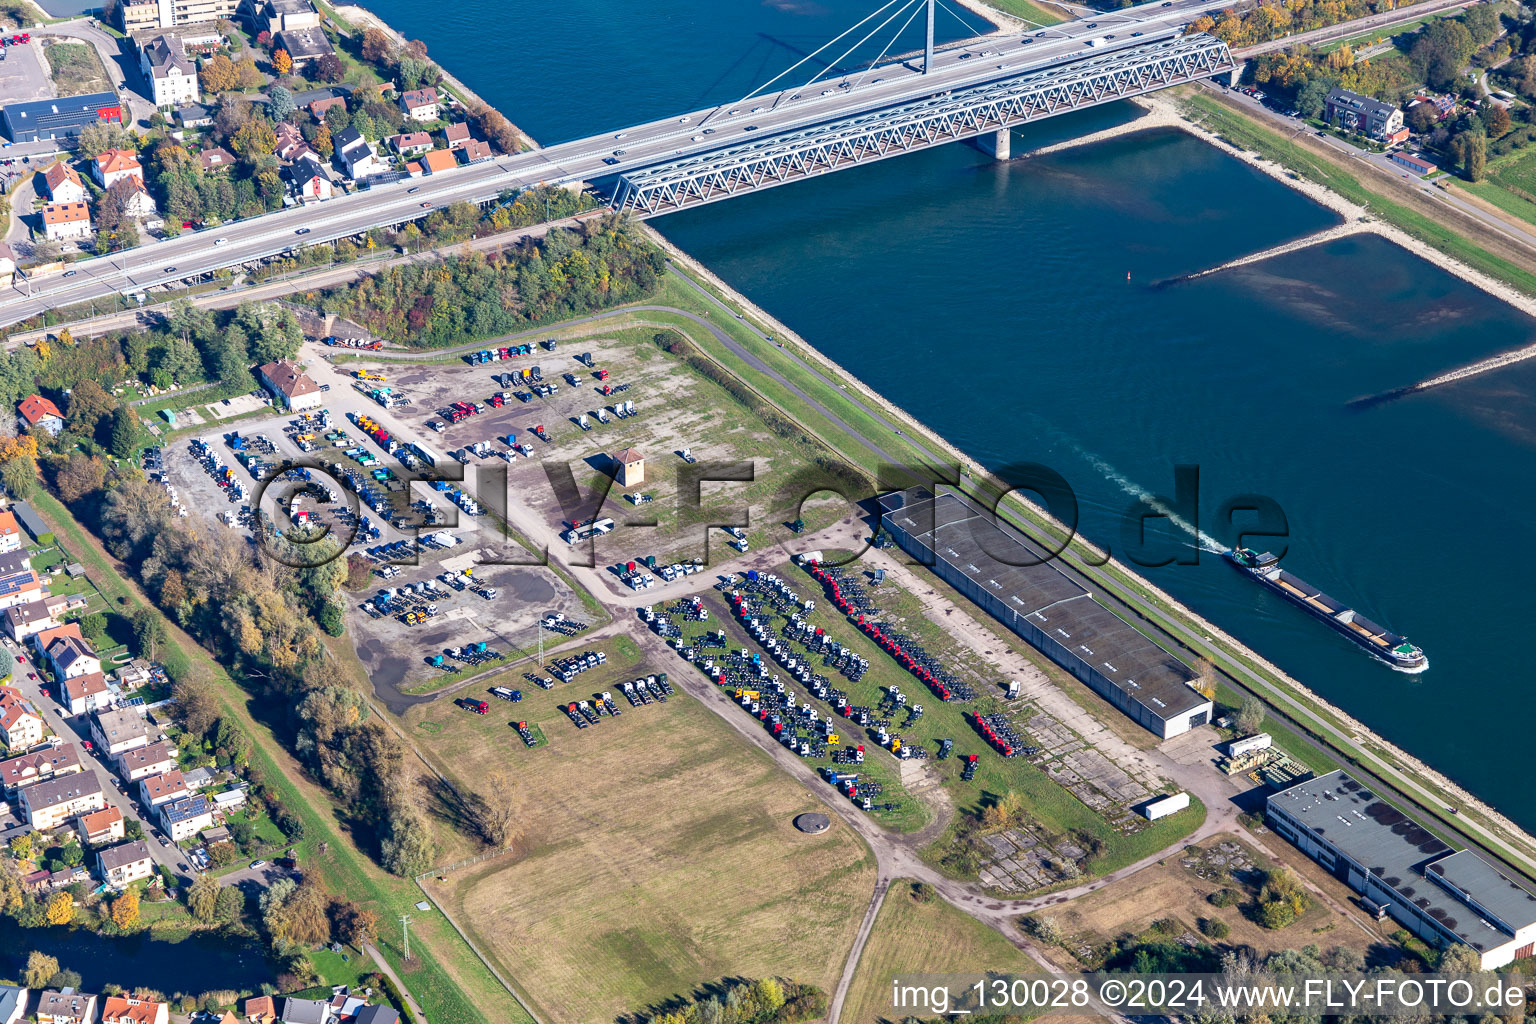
[1296, 77, 1332, 119]
[268, 85, 296, 122]
[109, 405, 141, 459]
[9, 831, 33, 860]
[1190, 656, 1216, 699]
[1406, 101, 1440, 134]
[200, 54, 238, 94]
[469, 104, 520, 153]
[78, 612, 108, 645]
[23, 951, 60, 989]
[331, 899, 378, 948]
[76, 122, 130, 159]
[215, 884, 245, 924]
[188, 874, 219, 922]
[753, 978, 785, 1013]
[313, 52, 344, 83]
[404, 38, 428, 59]
[133, 608, 167, 661]
[360, 27, 393, 64]
[1234, 695, 1265, 735]
[0, 456, 35, 499]
[111, 888, 140, 930]
[1256, 866, 1310, 929]
[45, 891, 75, 925]
[66, 379, 117, 437]
[55, 452, 106, 503]
[1484, 102, 1511, 138]
[236, 57, 264, 90]
[272, 48, 293, 75]
[1410, 19, 1476, 90]
[233, 117, 278, 160]
[379, 800, 435, 877]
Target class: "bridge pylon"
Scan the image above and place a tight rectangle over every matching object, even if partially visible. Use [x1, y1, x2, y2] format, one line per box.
[924, 0, 935, 73]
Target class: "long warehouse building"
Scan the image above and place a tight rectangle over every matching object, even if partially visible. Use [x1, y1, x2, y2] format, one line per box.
[1268, 770, 1536, 968]
[877, 488, 1212, 739]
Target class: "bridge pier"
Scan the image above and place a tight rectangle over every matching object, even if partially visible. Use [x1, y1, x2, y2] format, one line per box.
[1227, 59, 1244, 87]
[974, 127, 1011, 161]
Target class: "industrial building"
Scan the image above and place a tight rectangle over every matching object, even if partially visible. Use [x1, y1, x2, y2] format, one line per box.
[1267, 770, 1536, 968]
[878, 489, 1212, 739]
[1, 94, 123, 143]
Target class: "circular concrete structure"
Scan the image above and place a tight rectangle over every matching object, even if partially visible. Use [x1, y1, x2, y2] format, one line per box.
[794, 812, 831, 834]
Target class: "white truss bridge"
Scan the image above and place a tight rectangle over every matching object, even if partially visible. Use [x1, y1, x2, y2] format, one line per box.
[611, 33, 1234, 217]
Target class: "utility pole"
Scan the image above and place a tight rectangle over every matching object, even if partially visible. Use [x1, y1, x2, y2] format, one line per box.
[924, 0, 935, 73]
[400, 913, 413, 960]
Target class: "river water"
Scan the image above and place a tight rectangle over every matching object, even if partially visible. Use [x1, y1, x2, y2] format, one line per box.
[368, 0, 1536, 828]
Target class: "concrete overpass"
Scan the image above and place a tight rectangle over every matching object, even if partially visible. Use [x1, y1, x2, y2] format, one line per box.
[0, 0, 1242, 329]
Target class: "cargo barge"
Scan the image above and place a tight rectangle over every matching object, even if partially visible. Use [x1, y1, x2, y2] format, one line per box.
[1224, 548, 1426, 671]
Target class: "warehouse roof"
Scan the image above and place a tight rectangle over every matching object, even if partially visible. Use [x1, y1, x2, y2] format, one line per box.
[879, 489, 1204, 721]
[1270, 771, 1536, 953]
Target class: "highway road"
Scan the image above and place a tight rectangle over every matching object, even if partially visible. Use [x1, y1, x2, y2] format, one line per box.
[0, 0, 1220, 328]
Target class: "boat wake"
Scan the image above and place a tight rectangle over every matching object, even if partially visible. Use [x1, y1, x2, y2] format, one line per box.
[1069, 443, 1226, 555]
[1391, 655, 1429, 676]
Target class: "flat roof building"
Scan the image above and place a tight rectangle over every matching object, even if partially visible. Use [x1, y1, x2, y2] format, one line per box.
[878, 489, 1211, 738]
[1268, 770, 1536, 967]
[2, 93, 124, 143]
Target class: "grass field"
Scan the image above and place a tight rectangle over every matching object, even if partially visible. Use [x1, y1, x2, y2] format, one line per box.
[1461, 145, 1536, 227]
[43, 40, 110, 97]
[841, 881, 1043, 1024]
[976, 0, 1065, 25]
[407, 645, 877, 1023]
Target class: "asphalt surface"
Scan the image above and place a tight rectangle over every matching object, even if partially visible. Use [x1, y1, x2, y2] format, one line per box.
[0, 0, 1226, 327]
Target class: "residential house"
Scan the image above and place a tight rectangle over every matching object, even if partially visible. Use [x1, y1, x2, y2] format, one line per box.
[1324, 87, 1406, 142]
[41, 203, 92, 242]
[140, 34, 199, 109]
[96, 839, 154, 887]
[242, 996, 277, 1024]
[159, 794, 214, 841]
[176, 103, 213, 128]
[47, 591, 89, 619]
[286, 153, 334, 203]
[41, 160, 88, 203]
[19, 773, 104, 829]
[308, 94, 346, 122]
[32, 622, 83, 659]
[276, 26, 334, 69]
[420, 149, 456, 175]
[279, 998, 330, 1024]
[139, 769, 188, 806]
[0, 510, 20, 553]
[0, 685, 44, 750]
[18, 394, 65, 435]
[257, 358, 323, 410]
[49, 865, 87, 889]
[117, 739, 176, 782]
[91, 707, 148, 756]
[100, 995, 167, 1024]
[7, 595, 61, 641]
[0, 743, 82, 797]
[389, 130, 432, 156]
[77, 805, 125, 845]
[353, 1007, 399, 1024]
[211, 787, 247, 811]
[441, 121, 469, 149]
[333, 126, 384, 180]
[0, 986, 26, 1024]
[59, 671, 109, 716]
[200, 145, 237, 173]
[460, 138, 492, 164]
[183, 765, 216, 789]
[36, 990, 98, 1024]
[0, 550, 31, 576]
[0, 569, 42, 609]
[92, 149, 144, 189]
[41, 627, 103, 682]
[404, 160, 423, 177]
[400, 87, 440, 122]
[120, 179, 157, 218]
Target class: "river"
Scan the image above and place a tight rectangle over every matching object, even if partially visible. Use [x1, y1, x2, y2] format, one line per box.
[362, 0, 1536, 830]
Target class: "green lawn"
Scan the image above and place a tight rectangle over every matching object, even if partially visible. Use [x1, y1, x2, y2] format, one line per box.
[976, 0, 1064, 25]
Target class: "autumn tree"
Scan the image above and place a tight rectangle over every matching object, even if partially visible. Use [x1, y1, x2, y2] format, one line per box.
[1484, 102, 1511, 138]
[360, 27, 393, 64]
[272, 48, 293, 75]
[379, 798, 434, 877]
[404, 38, 427, 58]
[233, 118, 278, 160]
[236, 57, 264, 89]
[188, 873, 219, 922]
[66, 379, 116, 437]
[313, 52, 344, 83]
[1191, 656, 1216, 699]
[46, 891, 75, 925]
[22, 951, 59, 988]
[111, 888, 141, 930]
[331, 899, 378, 948]
[200, 53, 238, 93]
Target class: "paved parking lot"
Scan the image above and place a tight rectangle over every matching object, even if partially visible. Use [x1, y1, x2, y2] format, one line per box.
[0, 39, 56, 106]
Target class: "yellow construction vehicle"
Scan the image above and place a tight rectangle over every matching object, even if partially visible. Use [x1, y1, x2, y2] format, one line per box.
[354, 370, 387, 382]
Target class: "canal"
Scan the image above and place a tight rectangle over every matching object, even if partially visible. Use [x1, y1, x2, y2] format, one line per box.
[367, 0, 1536, 830]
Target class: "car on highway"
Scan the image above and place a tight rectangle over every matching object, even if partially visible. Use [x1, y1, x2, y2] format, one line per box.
[603, 156, 619, 164]
[213, 237, 228, 246]
[745, 125, 758, 131]
[679, 114, 691, 122]
[751, 106, 764, 113]
[295, 227, 310, 234]
[163, 266, 176, 273]
[691, 134, 702, 141]
[63, 270, 75, 277]
[702, 128, 715, 134]
[1131, 30, 1143, 35]
[821, 88, 832, 95]
[615, 132, 628, 138]
[419, 201, 431, 207]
